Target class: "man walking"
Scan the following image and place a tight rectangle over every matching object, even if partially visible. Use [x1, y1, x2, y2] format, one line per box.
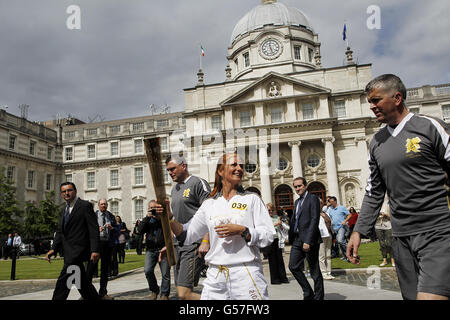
[288, 177, 324, 300]
[12, 232, 22, 259]
[328, 196, 352, 262]
[4, 234, 13, 260]
[86, 198, 117, 300]
[166, 155, 211, 300]
[347, 74, 450, 300]
[139, 200, 171, 300]
[45, 182, 101, 300]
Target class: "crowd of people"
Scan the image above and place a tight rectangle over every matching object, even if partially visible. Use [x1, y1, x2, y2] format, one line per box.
[5, 73, 446, 301]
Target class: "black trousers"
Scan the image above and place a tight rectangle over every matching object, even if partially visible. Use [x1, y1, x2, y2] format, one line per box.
[267, 238, 289, 284]
[52, 262, 100, 300]
[86, 241, 112, 297]
[111, 244, 119, 276]
[288, 238, 324, 300]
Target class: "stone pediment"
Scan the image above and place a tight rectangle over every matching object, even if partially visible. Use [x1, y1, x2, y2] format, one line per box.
[220, 72, 330, 107]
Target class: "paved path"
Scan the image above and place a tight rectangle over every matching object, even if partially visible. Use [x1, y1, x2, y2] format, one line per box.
[0, 246, 401, 300]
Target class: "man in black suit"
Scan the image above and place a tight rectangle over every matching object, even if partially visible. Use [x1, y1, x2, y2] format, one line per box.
[45, 182, 101, 300]
[288, 177, 324, 300]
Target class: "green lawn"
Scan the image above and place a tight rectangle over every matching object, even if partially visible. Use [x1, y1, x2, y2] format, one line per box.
[331, 241, 390, 269]
[0, 251, 146, 281]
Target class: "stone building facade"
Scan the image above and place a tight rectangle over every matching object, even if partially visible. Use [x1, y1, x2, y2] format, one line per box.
[3, 1, 450, 227]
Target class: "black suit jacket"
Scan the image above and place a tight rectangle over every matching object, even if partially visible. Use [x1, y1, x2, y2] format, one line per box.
[52, 198, 100, 265]
[288, 192, 322, 246]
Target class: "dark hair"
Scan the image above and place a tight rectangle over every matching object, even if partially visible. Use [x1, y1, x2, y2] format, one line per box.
[349, 207, 357, 213]
[329, 196, 337, 202]
[116, 215, 122, 223]
[60, 182, 77, 191]
[293, 177, 307, 186]
[365, 74, 407, 100]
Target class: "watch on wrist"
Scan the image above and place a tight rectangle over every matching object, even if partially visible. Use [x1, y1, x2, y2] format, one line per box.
[241, 227, 250, 242]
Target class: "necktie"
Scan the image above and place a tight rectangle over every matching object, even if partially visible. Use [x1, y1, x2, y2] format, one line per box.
[102, 212, 108, 239]
[64, 204, 70, 230]
[293, 197, 304, 232]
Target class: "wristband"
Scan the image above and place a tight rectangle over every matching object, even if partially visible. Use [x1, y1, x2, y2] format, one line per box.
[201, 239, 209, 243]
[169, 215, 175, 222]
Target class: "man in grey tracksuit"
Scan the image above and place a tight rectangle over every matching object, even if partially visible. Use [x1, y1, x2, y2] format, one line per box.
[166, 155, 211, 300]
[347, 74, 450, 300]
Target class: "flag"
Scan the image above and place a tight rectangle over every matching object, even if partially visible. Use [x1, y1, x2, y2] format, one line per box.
[342, 24, 347, 41]
[200, 45, 205, 56]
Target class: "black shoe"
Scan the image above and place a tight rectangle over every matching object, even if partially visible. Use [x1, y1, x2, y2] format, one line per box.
[281, 279, 290, 283]
[271, 281, 282, 285]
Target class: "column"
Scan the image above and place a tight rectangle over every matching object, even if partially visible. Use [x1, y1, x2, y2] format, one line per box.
[322, 137, 340, 203]
[288, 141, 303, 179]
[286, 99, 296, 122]
[258, 144, 272, 205]
[355, 137, 370, 189]
[254, 102, 264, 126]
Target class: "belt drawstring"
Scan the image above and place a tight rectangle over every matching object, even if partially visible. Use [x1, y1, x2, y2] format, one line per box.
[216, 265, 230, 282]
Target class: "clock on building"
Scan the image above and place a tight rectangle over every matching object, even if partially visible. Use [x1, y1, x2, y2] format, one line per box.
[259, 38, 283, 60]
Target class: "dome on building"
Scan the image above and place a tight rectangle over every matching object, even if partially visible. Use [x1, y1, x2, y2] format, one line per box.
[230, 0, 313, 45]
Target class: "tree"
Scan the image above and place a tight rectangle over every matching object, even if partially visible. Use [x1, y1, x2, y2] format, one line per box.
[0, 167, 23, 236]
[23, 191, 62, 240]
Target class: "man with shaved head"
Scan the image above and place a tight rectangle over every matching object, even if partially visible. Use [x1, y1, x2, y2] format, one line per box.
[86, 198, 118, 299]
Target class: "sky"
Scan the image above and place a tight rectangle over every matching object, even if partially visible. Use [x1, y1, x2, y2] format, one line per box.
[0, 0, 449, 123]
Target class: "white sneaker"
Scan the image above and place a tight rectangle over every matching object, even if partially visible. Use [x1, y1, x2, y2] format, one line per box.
[322, 273, 334, 280]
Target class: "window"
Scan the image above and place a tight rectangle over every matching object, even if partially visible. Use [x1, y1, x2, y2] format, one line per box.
[135, 199, 144, 220]
[110, 125, 121, 134]
[245, 162, 257, 174]
[308, 48, 314, 63]
[294, 45, 301, 60]
[302, 103, 314, 120]
[240, 111, 251, 127]
[334, 100, 346, 118]
[6, 166, 15, 183]
[9, 135, 16, 150]
[87, 144, 96, 159]
[134, 167, 144, 185]
[234, 58, 238, 71]
[307, 154, 320, 168]
[110, 169, 119, 187]
[277, 158, 288, 171]
[442, 105, 450, 120]
[110, 142, 119, 156]
[244, 52, 250, 67]
[27, 170, 35, 189]
[134, 139, 143, 153]
[211, 115, 222, 130]
[156, 119, 169, 128]
[409, 107, 420, 114]
[87, 172, 96, 189]
[132, 122, 144, 132]
[110, 201, 119, 215]
[65, 131, 75, 139]
[47, 146, 53, 160]
[65, 147, 73, 161]
[163, 170, 170, 183]
[46, 174, 52, 191]
[65, 174, 73, 182]
[160, 137, 168, 151]
[87, 128, 97, 136]
[29, 141, 36, 155]
[271, 106, 283, 124]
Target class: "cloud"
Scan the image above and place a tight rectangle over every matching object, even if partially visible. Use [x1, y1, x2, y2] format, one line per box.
[0, 0, 448, 122]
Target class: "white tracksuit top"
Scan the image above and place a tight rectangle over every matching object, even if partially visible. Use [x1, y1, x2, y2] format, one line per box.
[183, 191, 275, 266]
